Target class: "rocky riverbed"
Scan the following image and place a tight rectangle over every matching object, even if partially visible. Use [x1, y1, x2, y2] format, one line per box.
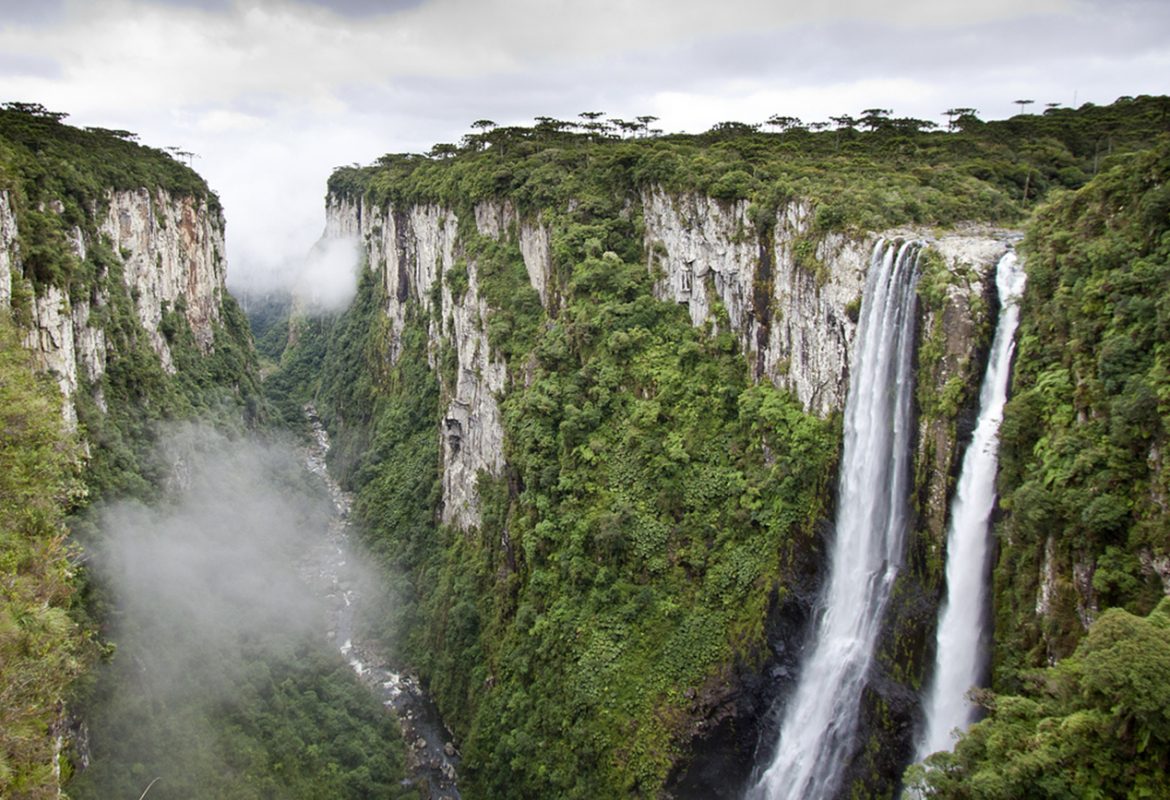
[301, 406, 461, 799]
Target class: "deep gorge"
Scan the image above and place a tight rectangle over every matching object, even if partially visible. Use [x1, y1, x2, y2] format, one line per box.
[2, 97, 1169, 799]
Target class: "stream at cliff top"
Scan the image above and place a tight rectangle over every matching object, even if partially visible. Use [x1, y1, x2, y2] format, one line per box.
[300, 405, 461, 800]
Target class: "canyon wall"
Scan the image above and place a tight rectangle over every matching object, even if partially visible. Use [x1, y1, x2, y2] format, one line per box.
[322, 185, 1018, 796]
[2, 187, 226, 426]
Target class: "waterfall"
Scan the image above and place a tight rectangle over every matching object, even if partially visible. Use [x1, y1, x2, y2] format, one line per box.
[750, 240, 921, 800]
[915, 251, 1025, 760]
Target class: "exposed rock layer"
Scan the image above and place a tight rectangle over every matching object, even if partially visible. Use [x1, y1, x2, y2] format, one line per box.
[325, 187, 1017, 793]
[2, 188, 225, 426]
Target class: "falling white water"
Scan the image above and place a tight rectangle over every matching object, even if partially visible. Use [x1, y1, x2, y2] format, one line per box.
[915, 251, 1026, 761]
[750, 240, 921, 800]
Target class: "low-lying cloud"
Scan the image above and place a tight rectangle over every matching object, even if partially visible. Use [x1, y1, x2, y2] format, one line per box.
[91, 426, 332, 689]
[294, 235, 361, 312]
[227, 233, 360, 313]
[71, 423, 395, 798]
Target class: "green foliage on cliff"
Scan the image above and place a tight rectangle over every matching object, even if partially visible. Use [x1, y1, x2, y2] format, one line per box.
[68, 245, 263, 501]
[906, 599, 1170, 799]
[442, 336, 835, 797]
[995, 138, 1170, 678]
[279, 193, 838, 796]
[0, 106, 264, 500]
[329, 96, 1169, 238]
[0, 314, 92, 799]
[0, 102, 216, 229]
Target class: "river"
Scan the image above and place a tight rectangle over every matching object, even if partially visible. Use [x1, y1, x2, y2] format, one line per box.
[301, 405, 461, 799]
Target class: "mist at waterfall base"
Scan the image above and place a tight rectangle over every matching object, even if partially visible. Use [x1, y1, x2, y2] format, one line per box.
[750, 241, 921, 800]
[914, 252, 1026, 761]
[69, 425, 405, 800]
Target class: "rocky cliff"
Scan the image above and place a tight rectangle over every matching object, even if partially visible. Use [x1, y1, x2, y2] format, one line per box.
[1, 187, 226, 427]
[0, 106, 259, 800]
[319, 179, 1017, 796]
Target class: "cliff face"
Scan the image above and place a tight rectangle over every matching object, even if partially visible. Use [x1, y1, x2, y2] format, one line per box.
[2, 187, 226, 427]
[644, 189, 868, 417]
[100, 189, 225, 363]
[0, 108, 258, 800]
[321, 184, 1016, 795]
[326, 197, 498, 528]
[324, 195, 558, 529]
[328, 189, 1012, 534]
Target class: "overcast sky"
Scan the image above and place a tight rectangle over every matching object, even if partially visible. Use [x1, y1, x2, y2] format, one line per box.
[2, 0, 1167, 296]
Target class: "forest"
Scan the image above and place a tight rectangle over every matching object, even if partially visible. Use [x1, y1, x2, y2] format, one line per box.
[1, 95, 1168, 798]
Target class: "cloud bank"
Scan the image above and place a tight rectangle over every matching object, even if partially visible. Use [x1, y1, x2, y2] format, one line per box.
[1, 0, 1166, 298]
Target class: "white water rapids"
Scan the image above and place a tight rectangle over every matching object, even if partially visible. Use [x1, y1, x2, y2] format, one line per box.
[915, 251, 1025, 760]
[750, 240, 921, 800]
[301, 406, 462, 799]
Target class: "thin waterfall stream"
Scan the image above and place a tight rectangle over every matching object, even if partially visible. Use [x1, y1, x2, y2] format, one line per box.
[915, 251, 1025, 760]
[749, 240, 922, 800]
[301, 405, 461, 800]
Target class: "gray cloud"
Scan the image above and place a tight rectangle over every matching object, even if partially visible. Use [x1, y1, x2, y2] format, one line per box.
[1, 0, 1165, 295]
[0, 52, 62, 79]
[227, 233, 361, 313]
[141, 0, 235, 11]
[93, 426, 332, 665]
[301, 0, 425, 15]
[0, 0, 65, 26]
[73, 424, 396, 795]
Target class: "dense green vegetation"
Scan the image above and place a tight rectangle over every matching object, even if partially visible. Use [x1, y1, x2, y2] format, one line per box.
[74, 252, 264, 500]
[907, 599, 1170, 799]
[331, 95, 1170, 238]
[2, 106, 412, 799]
[444, 300, 835, 796]
[900, 135, 1170, 798]
[0, 313, 91, 799]
[274, 96, 1170, 797]
[995, 139, 1170, 677]
[0, 102, 213, 222]
[242, 290, 296, 364]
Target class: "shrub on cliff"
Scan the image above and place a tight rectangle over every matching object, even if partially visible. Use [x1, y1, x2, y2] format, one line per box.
[0, 314, 91, 798]
[906, 599, 1170, 799]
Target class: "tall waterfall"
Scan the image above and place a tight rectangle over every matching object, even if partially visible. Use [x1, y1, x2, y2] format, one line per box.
[750, 240, 921, 800]
[915, 251, 1025, 760]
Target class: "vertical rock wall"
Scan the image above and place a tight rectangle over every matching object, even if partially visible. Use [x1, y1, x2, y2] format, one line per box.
[3, 188, 225, 426]
[0, 191, 16, 308]
[328, 187, 1017, 541]
[643, 190, 1012, 420]
[325, 195, 535, 529]
[99, 189, 226, 365]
